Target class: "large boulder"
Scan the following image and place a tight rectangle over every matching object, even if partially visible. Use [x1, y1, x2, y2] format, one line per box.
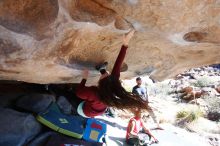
[0, 94, 22, 108]
[27, 132, 57, 146]
[16, 94, 55, 113]
[0, 0, 219, 84]
[0, 108, 42, 146]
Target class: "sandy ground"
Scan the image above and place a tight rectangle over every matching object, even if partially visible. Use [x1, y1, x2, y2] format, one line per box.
[96, 115, 213, 146]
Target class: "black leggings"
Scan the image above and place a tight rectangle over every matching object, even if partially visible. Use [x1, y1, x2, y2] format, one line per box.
[100, 69, 107, 75]
[127, 137, 149, 146]
[127, 137, 139, 145]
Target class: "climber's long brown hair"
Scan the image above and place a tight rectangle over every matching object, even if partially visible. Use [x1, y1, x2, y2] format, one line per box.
[98, 75, 149, 111]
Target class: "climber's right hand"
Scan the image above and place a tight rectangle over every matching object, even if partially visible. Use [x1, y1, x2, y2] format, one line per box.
[123, 28, 135, 46]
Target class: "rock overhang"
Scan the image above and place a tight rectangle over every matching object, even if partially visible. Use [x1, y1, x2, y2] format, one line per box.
[0, 0, 219, 84]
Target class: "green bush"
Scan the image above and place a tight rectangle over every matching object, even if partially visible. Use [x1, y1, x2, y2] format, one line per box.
[176, 109, 203, 123]
[188, 111, 200, 122]
[176, 111, 188, 119]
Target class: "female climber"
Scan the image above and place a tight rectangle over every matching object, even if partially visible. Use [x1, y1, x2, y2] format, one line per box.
[75, 29, 149, 118]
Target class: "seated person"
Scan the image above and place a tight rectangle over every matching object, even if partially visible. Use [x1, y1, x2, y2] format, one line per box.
[126, 108, 158, 146]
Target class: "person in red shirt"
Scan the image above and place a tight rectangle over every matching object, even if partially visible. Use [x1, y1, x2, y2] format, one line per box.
[75, 29, 149, 118]
[126, 108, 158, 146]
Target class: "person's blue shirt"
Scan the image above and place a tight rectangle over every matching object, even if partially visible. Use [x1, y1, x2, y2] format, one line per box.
[132, 85, 148, 101]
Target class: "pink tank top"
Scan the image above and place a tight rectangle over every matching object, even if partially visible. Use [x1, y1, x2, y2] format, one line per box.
[126, 117, 143, 140]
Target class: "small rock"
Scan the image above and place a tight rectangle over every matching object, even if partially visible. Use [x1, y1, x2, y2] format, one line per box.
[207, 111, 220, 122]
[16, 93, 55, 113]
[207, 136, 219, 146]
[0, 108, 42, 146]
[216, 86, 220, 94]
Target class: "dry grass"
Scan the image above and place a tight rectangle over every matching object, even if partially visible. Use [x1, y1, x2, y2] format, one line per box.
[176, 107, 203, 127]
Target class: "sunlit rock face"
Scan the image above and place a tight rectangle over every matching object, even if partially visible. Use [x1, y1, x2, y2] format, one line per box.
[0, 0, 219, 84]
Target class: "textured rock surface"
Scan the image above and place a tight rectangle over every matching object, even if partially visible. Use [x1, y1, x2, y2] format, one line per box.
[0, 0, 219, 84]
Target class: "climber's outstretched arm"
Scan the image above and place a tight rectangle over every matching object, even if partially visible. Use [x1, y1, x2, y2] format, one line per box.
[111, 29, 135, 78]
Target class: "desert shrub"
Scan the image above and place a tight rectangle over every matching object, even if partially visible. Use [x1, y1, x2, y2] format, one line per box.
[176, 108, 203, 123]
[176, 111, 188, 119]
[188, 111, 200, 122]
[192, 76, 220, 87]
[149, 80, 174, 97]
[203, 96, 220, 121]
